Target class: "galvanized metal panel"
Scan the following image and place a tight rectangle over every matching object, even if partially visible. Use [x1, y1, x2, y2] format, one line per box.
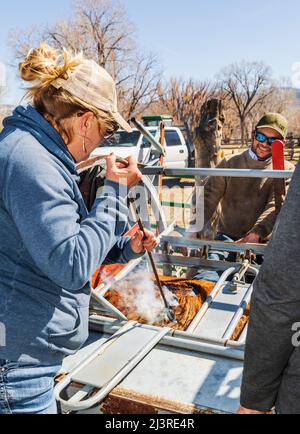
[192, 283, 249, 340]
[104, 339, 243, 414]
[61, 329, 243, 414]
[72, 326, 167, 389]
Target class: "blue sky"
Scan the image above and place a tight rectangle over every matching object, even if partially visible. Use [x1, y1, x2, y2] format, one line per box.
[1, 0, 300, 104]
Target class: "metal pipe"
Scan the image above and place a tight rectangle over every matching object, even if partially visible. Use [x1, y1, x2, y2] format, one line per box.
[161, 335, 244, 361]
[56, 324, 172, 412]
[224, 267, 258, 345]
[248, 266, 259, 277]
[91, 293, 128, 321]
[153, 254, 245, 272]
[76, 155, 146, 173]
[130, 118, 166, 156]
[232, 260, 250, 283]
[55, 321, 136, 409]
[219, 264, 258, 342]
[88, 316, 244, 361]
[160, 236, 267, 255]
[88, 315, 245, 349]
[174, 330, 227, 346]
[222, 284, 254, 341]
[186, 267, 237, 334]
[141, 167, 293, 179]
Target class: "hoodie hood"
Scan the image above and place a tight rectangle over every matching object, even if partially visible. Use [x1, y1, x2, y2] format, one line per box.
[3, 105, 77, 175]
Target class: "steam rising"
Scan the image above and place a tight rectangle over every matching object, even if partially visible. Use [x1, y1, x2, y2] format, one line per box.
[111, 270, 179, 324]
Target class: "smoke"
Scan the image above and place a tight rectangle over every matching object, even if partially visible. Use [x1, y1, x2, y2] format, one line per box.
[162, 286, 179, 308]
[111, 270, 179, 324]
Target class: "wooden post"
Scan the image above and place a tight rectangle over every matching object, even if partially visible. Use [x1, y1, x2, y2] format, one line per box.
[158, 121, 165, 203]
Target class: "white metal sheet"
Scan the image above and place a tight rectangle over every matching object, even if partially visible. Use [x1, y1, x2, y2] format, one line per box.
[72, 326, 164, 389]
[61, 330, 243, 414]
[116, 345, 242, 413]
[193, 283, 249, 340]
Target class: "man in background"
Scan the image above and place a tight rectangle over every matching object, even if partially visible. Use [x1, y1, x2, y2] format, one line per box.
[187, 113, 294, 282]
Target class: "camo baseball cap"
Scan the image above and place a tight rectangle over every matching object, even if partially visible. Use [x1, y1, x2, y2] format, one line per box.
[51, 59, 132, 132]
[256, 113, 288, 139]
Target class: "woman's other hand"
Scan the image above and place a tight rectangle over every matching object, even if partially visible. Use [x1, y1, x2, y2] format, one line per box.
[105, 154, 142, 188]
[130, 229, 158, 254]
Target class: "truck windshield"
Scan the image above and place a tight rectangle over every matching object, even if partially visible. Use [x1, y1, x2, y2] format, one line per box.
[101, 131, 141, 147]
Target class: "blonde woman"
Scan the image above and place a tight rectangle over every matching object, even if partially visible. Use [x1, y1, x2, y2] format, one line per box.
[0, 44, 157, 414]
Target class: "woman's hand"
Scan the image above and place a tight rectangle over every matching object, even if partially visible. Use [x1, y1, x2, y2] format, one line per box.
[130, 229, 158, 254]
[179, 247, 189, 257]
[105, 154, 142, 188]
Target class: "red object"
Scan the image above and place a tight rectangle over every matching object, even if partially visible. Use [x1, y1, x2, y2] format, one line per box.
[272, 140, 285, 170]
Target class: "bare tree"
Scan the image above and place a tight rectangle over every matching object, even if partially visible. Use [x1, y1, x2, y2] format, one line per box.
[266, 81, 297, 115]
[44, 0, 135, 81]
[8, 0, 161, 119]
[288, 107, 300, 136]
[8, 26, 42, 62]
[157, 78, 213, 130]
[218, 61, 273, 145]
[248, 81, 297, 131]
[119, 52, 162, 118]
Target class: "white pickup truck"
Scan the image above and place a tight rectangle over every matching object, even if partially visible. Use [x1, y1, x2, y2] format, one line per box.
[91, 126, 189, 168]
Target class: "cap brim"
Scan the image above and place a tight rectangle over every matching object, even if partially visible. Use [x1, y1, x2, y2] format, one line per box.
[257, 125, 285, 139]
[110, 111, 132, 133]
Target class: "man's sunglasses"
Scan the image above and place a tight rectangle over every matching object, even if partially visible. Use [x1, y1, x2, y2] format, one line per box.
[255, 131, 278, 146]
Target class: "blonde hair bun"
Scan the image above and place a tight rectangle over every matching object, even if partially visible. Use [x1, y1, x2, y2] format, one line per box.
[19, 43, 83, 95]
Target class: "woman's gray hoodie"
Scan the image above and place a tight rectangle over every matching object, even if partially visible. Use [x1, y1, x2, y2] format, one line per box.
[0, 105, 140, 365]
